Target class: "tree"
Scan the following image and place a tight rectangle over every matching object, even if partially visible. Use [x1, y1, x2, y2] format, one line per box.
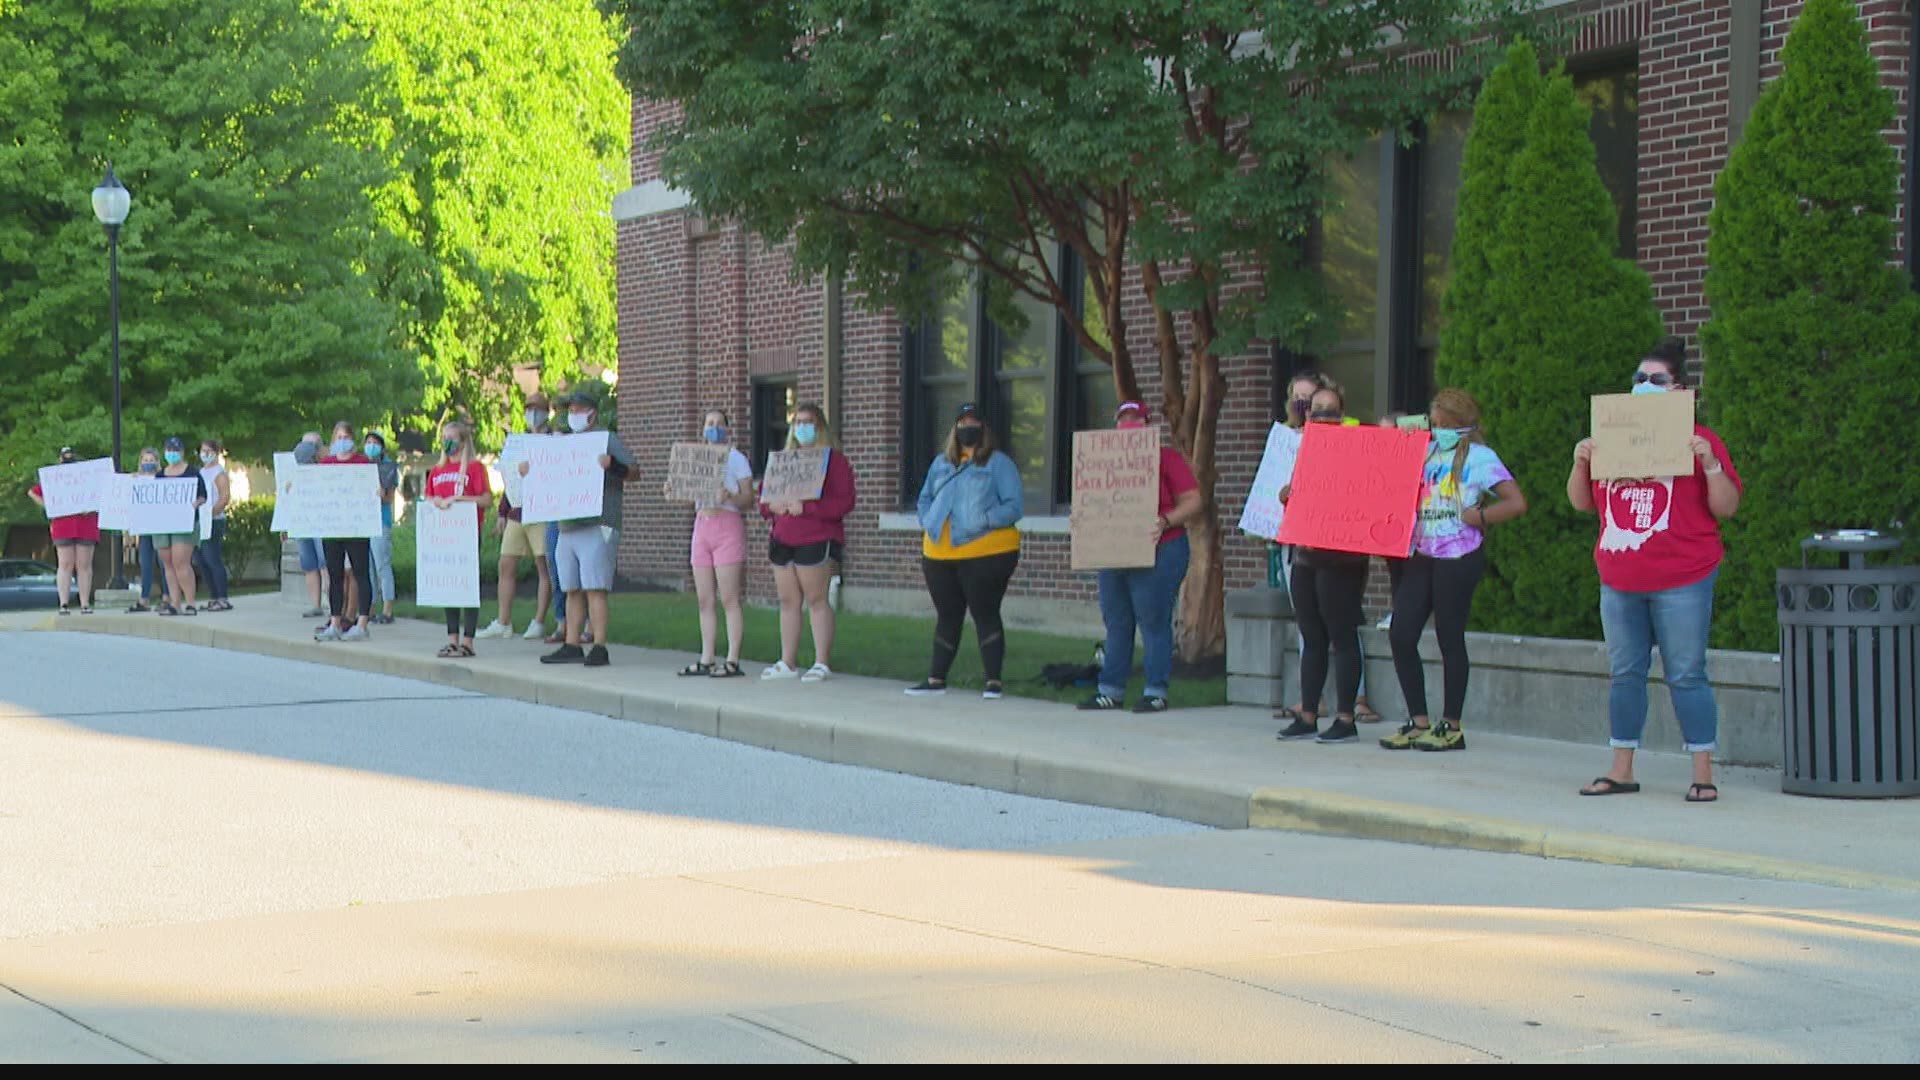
[0, 0, 419, 518]
[607, 0, 1540, 659]
[1701, 0, 1920, 650]
[1458, 69, 1664, 639]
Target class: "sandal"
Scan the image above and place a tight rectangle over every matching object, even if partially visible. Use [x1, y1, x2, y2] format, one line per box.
[1354, 702, 1384, 724]
[710, 660, 745, 679]
[1686, 783, 1719, 803]
[1579, 776, 1642, 796]
[437, 644, 463, 658]
[80, 607, 93, 615]
[127, 602, 150, 613]
[1273, 705, 1302, 722]
[458, 644, 476, 658]
[679, 661, 715, 677]
[182, 605, 198, 616]
[157, 604, 180, 617]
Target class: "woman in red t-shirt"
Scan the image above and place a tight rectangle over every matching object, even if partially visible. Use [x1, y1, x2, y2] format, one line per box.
[425, 420, 492, 657]
[27, 447, 101, 615]
[1568, 338, 1743, 803]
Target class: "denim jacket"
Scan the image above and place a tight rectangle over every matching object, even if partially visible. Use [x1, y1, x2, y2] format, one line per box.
[917, 451, 1024, 548]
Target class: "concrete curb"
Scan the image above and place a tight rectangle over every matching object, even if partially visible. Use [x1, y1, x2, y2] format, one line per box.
[32, 615, 1919, 893]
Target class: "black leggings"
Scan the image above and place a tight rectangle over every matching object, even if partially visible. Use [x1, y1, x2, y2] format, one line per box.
[445, 608, 479, 638]
[1291, 554, 1368, 716]
[1389, 548, 1487, 722]
[324, 539, 371, 621]
[922, 551, 1019, 682]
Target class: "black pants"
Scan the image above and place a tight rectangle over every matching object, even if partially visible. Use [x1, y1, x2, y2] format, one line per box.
[324, 539, 371, 621]
[445, 608, 479, 638]
[922, 551, 1020, 682]
[1291, 553, 1368, 716]
[1389, 548, 1487, 722]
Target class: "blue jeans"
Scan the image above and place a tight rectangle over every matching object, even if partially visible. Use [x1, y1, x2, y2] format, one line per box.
[192, 519, 229, 600]
[138, 535, 169, 601]
[1600, 570, 1719, 753]
[1097, 533, 1191, 700]
[368, 527, 396, 603]
[546, 521, 566, 623]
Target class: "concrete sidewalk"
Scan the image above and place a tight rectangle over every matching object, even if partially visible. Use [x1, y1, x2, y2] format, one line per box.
[14, 596, 1918, 892]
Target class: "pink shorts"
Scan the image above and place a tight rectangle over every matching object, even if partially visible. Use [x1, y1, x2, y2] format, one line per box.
[690, 511, 747, 568]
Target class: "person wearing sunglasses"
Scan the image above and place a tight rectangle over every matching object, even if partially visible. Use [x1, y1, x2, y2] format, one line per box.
[1569, 337, 1742, 803]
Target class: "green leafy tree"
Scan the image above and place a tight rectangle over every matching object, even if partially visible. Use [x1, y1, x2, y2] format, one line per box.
[0, 0, 420, 520]
[1466, 70, 1663, 638]
[1701, 0, 1920, 649]
[608, 0, 1540, 658]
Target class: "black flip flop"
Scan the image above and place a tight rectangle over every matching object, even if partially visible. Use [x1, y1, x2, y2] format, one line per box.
[1686, 783, 1719, 803]
[1580, 776, 1641, 796]
[678, 661, 714, 677]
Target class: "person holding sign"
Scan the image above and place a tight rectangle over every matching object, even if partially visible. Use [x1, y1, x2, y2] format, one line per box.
[757, 403, 855, 683]
[363, 432, 401, 625]
[1274, 388, 1371, 743]
[667, 409, 756, 678]
[193, 439, 234, 612]
[538, 392, 634, 668]
[127, 448, 169, 612]
[1077, 401, 1200, 714]
[477, 393, 552, 641]
[26, 447, 101, 615]
[1570, 339, 1742, 803]
[1380, 390, 1528, 752]
[153, 436, 209, 616]
[288, 432, 328, 618]
[904, 403, 1024, 699]
[425, 421, 493, 657]
[313, 422, 377, 642]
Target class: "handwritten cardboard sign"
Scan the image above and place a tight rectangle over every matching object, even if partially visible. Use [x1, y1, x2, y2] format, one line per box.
[1069, 428, 1160, 570]
[1238, 423, 1303, 541]
[1276, 424, 1428, 558]
[280, 464, 383, 539]
[760, 447, 829, 503]
[124, 477, 201, 535]
[415, 501, 481, 608]
[1590, 391, 1696, 480]
[36, 457, 114, 517]
[269, 452, 297, 531]
[520, 431, 609, 525]
[498, 433, 540, 508]
[665, 442, 731, 503]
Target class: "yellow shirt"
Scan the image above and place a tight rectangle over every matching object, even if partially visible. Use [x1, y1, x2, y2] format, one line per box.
[922, 520, 1021, 561]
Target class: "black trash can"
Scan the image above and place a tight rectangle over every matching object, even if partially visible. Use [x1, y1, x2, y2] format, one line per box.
[1776, 532, 1920, 797]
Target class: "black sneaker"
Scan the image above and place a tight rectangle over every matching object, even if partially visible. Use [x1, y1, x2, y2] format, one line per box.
[904, 680, 947, 697]
[1276, 718, 1319, 740]
[541, 644, 586, 664]
[1132, 695, 1169, 713]
[1315, 719, 1360, 744]
[1077, 693, 1123, 711]
[583, 645, 610, 667]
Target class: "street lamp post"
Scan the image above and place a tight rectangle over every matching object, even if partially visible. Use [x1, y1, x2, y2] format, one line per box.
[92, 165, 132, 591]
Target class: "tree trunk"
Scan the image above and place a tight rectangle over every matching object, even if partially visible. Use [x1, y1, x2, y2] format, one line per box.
[1174, 346, 1227, 663]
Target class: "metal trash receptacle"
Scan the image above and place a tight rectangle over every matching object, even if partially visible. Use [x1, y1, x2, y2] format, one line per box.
[1777, 532, 1920, 797]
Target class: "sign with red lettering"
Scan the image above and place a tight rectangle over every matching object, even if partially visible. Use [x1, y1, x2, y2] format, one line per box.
[1070, 428, 1160, 570]
[1276, 424, 1428, 558]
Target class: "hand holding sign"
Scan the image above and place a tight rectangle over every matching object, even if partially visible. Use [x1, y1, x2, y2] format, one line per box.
[665, 442, 730, 502]
[1275, 424, 1427, 558]
[1069, 428, 1160, 570]
[1589, 391, 1695, 479]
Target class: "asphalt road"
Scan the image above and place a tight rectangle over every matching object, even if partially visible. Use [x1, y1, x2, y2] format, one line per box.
[3, 633, 1917, 1062]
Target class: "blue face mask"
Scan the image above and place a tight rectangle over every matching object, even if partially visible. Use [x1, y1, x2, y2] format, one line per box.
[332, 438, 355, 455]
[163, 450, 183, 465]
[703, 425, 726, 445]
[139, 462, 159, 474]
[364, 443, 382, 459]
[1631, 380, 1667, 396]
[792, 422, 817, 447]
[1432, 428, 1463, 453]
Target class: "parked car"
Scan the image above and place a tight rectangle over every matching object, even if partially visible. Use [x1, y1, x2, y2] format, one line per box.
[0, 558, 60, 610]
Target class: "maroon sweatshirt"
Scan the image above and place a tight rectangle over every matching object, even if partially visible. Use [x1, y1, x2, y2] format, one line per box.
[760, 447, 856, 546]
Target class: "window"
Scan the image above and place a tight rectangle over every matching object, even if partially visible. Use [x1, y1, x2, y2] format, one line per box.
[750, 377, 797, 477]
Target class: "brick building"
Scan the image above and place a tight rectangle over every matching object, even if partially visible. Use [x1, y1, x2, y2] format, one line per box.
[609, 0, 1917, 635]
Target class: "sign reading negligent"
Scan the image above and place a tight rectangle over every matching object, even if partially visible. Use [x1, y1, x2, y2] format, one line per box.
[124, 477, 202, 535]
[760, 448, 830, 504]
[1275, 424, 1428, 559]
[1069, 428, 1160, 571]
[1589, 391, 1696, 480]
[1238, 423, 1302, 541]
[664, 442, 731, 503]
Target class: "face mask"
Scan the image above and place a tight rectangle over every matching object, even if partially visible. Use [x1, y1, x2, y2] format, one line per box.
[703, 425, 727, 445]
[200, 451, 216, 465]
[164, 450, 183, 465]
[139, 462, 158, 474]
[1432, 428, 1464, 453]
[1290, 399, 1311, 418]
[364, 443, 382, 458]
[567, 412, 591, 433]
[1631, 379, 1667, 396]
[956, 425, 983, 449]
[332, 438, 354, 455]
[442, 438, 462, 455]
[792, 422, 818, 446]
[1309, 411, 1341, 424]
[1117, 418, 1146, 430]
[525, 410, 547, 430]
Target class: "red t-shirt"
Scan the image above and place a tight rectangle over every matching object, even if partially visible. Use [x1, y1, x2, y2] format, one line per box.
[29, 484, 101, 543]
[1157, 447, 1199, 545]
[1590, 424, 1742, 593]
[426, 460, 493, 533]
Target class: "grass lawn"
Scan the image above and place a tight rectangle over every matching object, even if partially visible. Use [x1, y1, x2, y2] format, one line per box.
[394, 590, 1229, 708]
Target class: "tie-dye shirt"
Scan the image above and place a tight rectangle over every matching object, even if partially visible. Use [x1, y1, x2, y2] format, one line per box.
[1414, 442, 1513, 559]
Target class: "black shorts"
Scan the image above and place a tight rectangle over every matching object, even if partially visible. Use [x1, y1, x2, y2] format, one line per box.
[769, 538, 843, 568]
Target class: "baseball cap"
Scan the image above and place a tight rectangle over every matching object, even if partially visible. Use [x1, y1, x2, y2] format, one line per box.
[163, 435, 186, 451]
[1115, 400, 1149, 422]
[955, 402, 981, 421]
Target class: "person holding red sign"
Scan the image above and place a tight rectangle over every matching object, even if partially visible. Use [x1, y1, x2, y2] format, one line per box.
[26, 447, 101, 615]
[1275, 387, 1371, 744]
[1569, 339, 1742, 803]
[1381, 389, 1528, 752]
[1077, 401, 1201, 713]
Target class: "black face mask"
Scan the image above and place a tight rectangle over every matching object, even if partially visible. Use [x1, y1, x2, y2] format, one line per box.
[956, 426, 983, 449]
[1290, 399, 1311, 418]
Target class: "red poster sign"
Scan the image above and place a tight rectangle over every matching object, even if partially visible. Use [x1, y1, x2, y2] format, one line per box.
[1275, 424, 1429, 558]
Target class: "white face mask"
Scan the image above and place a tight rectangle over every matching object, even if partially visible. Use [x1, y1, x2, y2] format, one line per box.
[567, 412, 591, 433]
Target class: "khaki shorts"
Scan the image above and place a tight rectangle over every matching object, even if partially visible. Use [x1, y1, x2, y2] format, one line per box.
[501, 518, 548, 558]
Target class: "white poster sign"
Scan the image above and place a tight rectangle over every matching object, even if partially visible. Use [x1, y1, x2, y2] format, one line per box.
[415, 501, 481, 608]
[1237, 422, 1303, 541]
[36, 458, 114, 517]
[281, 464, 383, 539]
[520, 431, 609, 525]
[269, 452, 297, 532]
[126, 477, 200, 535]
[97, 474, 136, 532]
[499, 433, 540, 508]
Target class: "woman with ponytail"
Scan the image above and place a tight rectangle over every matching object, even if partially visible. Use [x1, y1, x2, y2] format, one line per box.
[1381, 388, 1528, 752]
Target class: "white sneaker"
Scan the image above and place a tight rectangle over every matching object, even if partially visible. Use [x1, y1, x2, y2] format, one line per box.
[760, 661, 799, 680]
[314, 625, 341, 642]
[341, 624, 370, 642]
[982, 682, 1004, 701]
[475, 620, 511, 640]
[521, 620, 546, 640]
[801, 663, 832, 683]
